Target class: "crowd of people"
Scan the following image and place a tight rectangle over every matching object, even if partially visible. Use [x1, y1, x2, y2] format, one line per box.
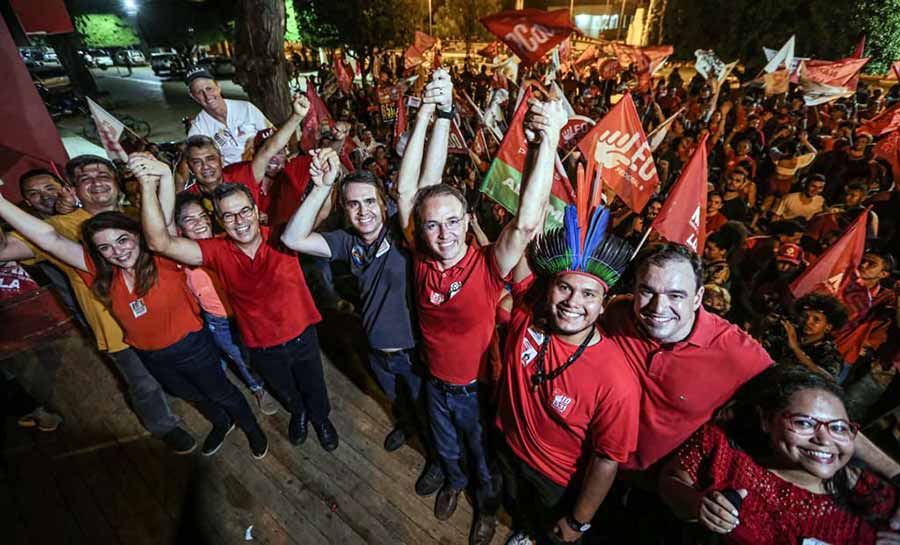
[2, 42, 900, 545]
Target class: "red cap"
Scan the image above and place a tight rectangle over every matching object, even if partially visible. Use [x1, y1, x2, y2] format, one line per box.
[775, 243, 803, 265]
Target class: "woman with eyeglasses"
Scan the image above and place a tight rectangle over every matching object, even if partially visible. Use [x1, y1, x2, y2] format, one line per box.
[0, 174, 268, 460]
[659, 366, 898, 545]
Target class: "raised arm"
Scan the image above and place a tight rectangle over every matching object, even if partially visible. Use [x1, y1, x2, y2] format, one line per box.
[0, 192, 86, 271]
[128, 153, 176, 232]
[281, 148, 340, 258]
[396, 92, 437, 230]
[251, 95, 310, 182]
[418, 70, 454, 189]
[494, 98, 567, 278]
[136, 163, 203, 266]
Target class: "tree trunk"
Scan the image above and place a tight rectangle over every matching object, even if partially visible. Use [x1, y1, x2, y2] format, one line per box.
[46, 33, 99, 97]
[233, 0, 292, 125]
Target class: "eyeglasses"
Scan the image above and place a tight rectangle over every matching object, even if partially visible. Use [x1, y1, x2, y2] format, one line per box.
[781, 412, 859, 442]
[220, 206, 254, 225]
[422, 216, 464, 233]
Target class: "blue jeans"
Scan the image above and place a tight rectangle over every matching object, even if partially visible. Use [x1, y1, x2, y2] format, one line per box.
[203, 312, 263, 392]
[426, 377, 492, 491]
[136, 329, 260, 434]
[368, 349, 422, 404]
[248, 326, 331, 423]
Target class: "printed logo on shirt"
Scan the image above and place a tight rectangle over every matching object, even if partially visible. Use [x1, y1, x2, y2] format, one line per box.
[550, 388, 574, 417]
[237, 122, 257, 138]
[214, 128, 237, 148]
[521, 337, 537, 366]
[801, 539, 833, 545]
[429, 290, 446, 305]
[129, 298, 148, 318]
[448, 281, 463, 299]
[351, 246, 365, 268]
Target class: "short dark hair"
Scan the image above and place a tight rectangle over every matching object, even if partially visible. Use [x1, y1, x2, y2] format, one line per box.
[845, 181, 868, 194]
[793, 293, 849, 330]
[865, 250, 896, 275]
[65, 155, 118, 183]
[412, 184, 468, 233]
[635, 242, 704, 293]
[185, 135, 221, 155]
[211, 183, 256, 217]
[19, 168, 65, 195]
[174, 192, 207, 225]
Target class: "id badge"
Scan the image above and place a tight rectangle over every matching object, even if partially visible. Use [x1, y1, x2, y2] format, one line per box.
[129, 298, 148, 318]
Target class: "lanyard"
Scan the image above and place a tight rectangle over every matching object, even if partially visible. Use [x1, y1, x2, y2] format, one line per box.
[530, 327, 595, 392]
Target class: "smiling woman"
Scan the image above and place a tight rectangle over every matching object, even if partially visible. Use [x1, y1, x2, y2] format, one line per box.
[659, 366, 898, 545]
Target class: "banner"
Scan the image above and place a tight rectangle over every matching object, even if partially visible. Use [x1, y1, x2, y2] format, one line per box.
[694, 49, 726, 81]
[799, 65, 855, 106]
[801, 58, 870, 88]
[480, 89, 572, 229]
[86, 97, 145, 162]
[651, 135, 708, 252]
[335, 56, 352, 94]
[763, 35, 795, 74]
[576, 94, 660, 213]
[791, 209, 870, 298]
[857, 102, 900, 137]
[448, 120, 469, 155]
[377, 85, 402, 124]
[559, 115, 595, 153]
[480, 9, 574, 66]
[301, 84, 334, 151]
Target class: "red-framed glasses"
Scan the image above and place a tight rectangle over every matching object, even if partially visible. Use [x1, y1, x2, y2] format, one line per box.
[781, 412, 859, 441]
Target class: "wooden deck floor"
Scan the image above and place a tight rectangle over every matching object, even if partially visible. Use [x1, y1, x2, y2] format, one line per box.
[1, 316, 510, 545]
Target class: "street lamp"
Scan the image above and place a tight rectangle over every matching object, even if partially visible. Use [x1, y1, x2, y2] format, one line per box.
[123, 0, 138, 16]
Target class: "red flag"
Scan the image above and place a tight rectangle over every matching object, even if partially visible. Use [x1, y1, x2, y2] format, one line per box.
[873, 131, 900, 181]
[651, 135, 709, 253]
[301, 85, 334, 152]
[9, 0, 73, 34]
[448, 120, 469, 155]
[852, 35, 866, 58]
[575, 45, 598, 68]
[576, 94, 660, 213]
[335, 56, 352, 94]
[404, 45, 425, 71]
[857, 102, 900, 137]
[558, 37, 572, 62]
[472, 128, 490, 161]
[414, 31, 437, 52]
[480, 9, 574, 66]
[339, 137, 356, 172]
[790, 209, 870, 298]
[394, 94, 407, 153]
[802, 58, 869, 88]
[478, 40, 501, 59]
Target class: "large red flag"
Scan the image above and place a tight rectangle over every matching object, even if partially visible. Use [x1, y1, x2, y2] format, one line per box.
[790, 208, 870, 298]
[857, 102, 900, 137]
[651, 134, 709, 253]
[301, 85, 334, 151]
[873, 131, 900, 181]
[335, 56, 352, 94]
[414, 31, 437, 52]
[802, 58, 870, 88]
[576, 94, 660, 213]
[480, 9, 574, 66]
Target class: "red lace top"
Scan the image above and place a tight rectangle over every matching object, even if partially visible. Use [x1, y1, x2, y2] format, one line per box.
[677, 425, 897, 545]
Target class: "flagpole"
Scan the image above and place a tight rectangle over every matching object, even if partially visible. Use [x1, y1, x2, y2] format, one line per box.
[631, 226, 652, 260]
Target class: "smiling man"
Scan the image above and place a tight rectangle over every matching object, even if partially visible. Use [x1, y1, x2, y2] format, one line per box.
[140, 156, 338, 453]
[19, 169, 64, 219]
[186, 68, 271, 166]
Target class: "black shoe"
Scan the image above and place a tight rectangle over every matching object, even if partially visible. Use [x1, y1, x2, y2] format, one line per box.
[288, 411, 308, 446]
[415, 461, 445, 497]
[313, 418, 339, 452]
[248, 430, 268, 460]
[202, 422, 235, 456]
[161, 427, 196, 455]
[469, 514, 497, 545]
[434, 484, 462, 521]
[383, 426, 407, 452]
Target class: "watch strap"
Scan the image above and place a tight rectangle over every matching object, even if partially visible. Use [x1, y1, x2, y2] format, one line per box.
[565, 514, 591, 533]
[436, 106, 455, 120]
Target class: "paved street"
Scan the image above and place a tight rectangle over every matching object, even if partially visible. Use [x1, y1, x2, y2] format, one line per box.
[55, 66, 252, 144]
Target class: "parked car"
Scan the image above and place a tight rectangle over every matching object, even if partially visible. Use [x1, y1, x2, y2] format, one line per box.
[197, 56, 236, 78]
[80, 49, 114, 69]
[114, 49, 147, 66]
[151, 52, 185, 76]
[19, 46, 59, 65]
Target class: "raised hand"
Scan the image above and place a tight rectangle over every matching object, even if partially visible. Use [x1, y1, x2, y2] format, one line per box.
[422, 68, 453, 112]
[128, 153, 171, 188]
[696, 489, 746, 534]
[309, 148, 340, 187]
[293, 94, 311, 119]
[524, 97, 567, 144]
[55, 184, 78, 215]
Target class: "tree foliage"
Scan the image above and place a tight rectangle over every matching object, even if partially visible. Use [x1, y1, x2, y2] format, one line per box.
[433, 0, 500, 56]
[285, 0, 301, 43]
[853, 0, 900, 73]
[74, 14, 140, 48]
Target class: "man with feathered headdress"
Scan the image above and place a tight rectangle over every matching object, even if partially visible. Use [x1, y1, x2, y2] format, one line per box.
[494, 175, 642, 544]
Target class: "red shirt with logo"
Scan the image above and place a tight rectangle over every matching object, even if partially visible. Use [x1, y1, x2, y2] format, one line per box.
[497, 277, 640, 486]
[602, 296, 771, 470]
[0, 262, 39, 299]
[414, 244, 508, 384]
[197, 228, 321, 348]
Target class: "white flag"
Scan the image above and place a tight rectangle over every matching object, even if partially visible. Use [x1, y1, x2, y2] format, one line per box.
[694, 49, 726, 81]
[86, 97, 130, 162]
[551, 81, 576, 118]
[763, 35, 795, 73]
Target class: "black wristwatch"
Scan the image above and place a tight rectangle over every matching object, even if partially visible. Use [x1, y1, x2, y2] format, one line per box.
[436, 106, 455, 120]
[565, 514, 591, 533]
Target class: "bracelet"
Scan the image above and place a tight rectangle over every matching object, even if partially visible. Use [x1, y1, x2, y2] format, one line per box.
[436, 106, 455, 120]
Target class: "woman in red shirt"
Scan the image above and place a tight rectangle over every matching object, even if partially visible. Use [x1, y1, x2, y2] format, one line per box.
[0, 196, 268, 460]
[659, 366, 898, 545]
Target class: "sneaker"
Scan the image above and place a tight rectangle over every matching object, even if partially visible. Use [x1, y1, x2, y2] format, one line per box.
[313, 418, 339, 452]
[383, 425, 407, 452]
[288, 411, 308, 445]
[253, 389, 279, 416]
[201, 422, 236, 456]
[17, 407, 63, 432]
[505, 531, 534, 545]
[415, 461, 445, 497]
[161, 427, 197, 455]
[248, 430, 269, 460]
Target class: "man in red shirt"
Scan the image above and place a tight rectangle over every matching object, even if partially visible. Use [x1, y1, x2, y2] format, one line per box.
[183, 95, 311, 223]
[139, 154, 338, 452]
[395, 69, 567, 545]
[496, 206, 640, 545]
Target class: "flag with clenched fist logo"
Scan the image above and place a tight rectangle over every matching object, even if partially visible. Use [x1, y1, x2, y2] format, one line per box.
[480, 9, 574, 67]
